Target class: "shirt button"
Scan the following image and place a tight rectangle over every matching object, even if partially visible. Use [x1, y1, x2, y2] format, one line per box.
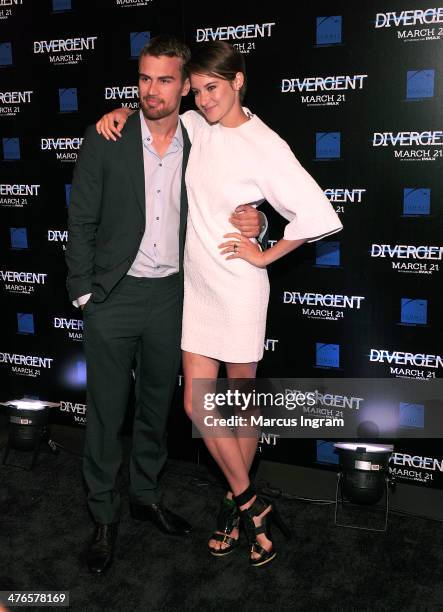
[157, 189, 161, 193]
[156, 217, 159, 221]
[159, 163, 162, 167]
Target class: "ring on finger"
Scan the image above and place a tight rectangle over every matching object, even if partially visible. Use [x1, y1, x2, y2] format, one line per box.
[233, 243, 238, 253]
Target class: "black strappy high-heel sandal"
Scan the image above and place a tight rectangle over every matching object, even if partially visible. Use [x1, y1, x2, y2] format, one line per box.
[235, 484, 291, 567]
[208, 496, 241, 557]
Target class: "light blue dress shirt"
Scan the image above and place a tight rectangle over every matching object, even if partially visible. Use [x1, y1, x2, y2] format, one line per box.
[128, 110, 183, 278]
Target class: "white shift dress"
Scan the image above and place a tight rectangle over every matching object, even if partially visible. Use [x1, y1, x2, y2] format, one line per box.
[180, 109, 342, 363]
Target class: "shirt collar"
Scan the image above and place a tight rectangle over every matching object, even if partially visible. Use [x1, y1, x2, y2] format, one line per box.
[139, 109, 183, 148]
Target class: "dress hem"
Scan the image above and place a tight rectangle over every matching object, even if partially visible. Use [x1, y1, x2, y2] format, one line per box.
[181, 343, 264, 364]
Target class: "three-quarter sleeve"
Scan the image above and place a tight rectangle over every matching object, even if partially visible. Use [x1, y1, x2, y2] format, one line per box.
[255, 136, 343, 243]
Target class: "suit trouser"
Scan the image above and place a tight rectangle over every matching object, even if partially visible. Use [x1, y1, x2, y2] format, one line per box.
[82, 273, 182, 524]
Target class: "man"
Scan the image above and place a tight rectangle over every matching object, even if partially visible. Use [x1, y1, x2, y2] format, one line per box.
[66, 35, 263, 573]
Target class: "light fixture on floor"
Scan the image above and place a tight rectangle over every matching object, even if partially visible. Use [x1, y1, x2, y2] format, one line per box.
[333, 442, 395, 531]
[1, 398, 60, 470]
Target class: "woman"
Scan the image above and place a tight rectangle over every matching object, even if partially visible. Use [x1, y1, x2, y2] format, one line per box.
[97, 42, 342, 567]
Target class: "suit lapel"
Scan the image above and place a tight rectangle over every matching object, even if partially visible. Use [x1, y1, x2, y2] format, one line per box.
[121, 112, 145, 219]
[179, 120, 191, 269]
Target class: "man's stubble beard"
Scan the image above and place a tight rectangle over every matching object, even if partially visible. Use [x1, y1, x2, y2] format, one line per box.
[139, 98, 179, 121]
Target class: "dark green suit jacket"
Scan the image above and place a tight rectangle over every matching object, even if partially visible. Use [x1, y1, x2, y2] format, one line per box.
[66, 112, 190, 303]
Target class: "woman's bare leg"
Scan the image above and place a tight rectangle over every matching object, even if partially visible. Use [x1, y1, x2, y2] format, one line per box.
[225, 361, 272, 559]
[225, 361, 259, 476]
[183, 352, 271, 557]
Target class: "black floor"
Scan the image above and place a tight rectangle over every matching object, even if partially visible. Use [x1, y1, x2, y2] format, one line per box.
[1, 434, 442, 612]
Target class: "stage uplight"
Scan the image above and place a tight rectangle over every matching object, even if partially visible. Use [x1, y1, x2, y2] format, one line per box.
[1, 399, 60, 470]
[333, 442, 395, 532]
[334, 442, 394, 504]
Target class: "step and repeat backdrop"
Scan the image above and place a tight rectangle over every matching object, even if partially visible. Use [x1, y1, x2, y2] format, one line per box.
[1, 0, 442, 488]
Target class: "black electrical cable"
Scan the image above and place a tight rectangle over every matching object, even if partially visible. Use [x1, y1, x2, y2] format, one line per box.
[4, 441, 441, 524]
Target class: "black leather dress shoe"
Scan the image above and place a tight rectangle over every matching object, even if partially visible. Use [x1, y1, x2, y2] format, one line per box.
[130, 502, 192, 536]
[86, 523, 118, 574]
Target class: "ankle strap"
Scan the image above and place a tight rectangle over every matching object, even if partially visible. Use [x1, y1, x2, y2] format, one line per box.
[234, 483, 256, 507]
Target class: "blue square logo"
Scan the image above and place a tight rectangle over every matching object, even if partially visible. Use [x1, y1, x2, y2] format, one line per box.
[130, 32, 150, 58]
[403, 188, 430, 216]
[10, 227, 28, 249]
[65, 184, 72, 207]
[316, 343, 340, 368]
[399, 402, 424, 428]
[17, 313, 35, 335]
[316, 16, 342, 46]
[401, 298, 427, 325]
[406, 70, 435, 99]
[66, 357, 87, 388]
[316, 132, 341, 159]
[315, 241, 340, 266]
[0, 42, 12, 66]
[59, 88, 78, 112]
[77, 359, 86, 385]
[3, 137, 20, 160]
[52, 0, 72, 11]
[316, 440, 339, 464]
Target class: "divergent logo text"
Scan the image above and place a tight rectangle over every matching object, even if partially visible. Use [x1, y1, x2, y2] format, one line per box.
[196, 23, 275, 42]
[33, 37, 97, 54]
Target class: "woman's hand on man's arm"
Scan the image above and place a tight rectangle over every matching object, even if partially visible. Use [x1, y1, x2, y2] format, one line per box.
[96, 107, 135, 141]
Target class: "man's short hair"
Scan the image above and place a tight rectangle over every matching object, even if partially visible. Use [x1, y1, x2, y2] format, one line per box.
[139, 35, 191, 81]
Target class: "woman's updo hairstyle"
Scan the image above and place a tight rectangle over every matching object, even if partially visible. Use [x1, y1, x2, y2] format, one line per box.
[187, 42, 247, 102]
